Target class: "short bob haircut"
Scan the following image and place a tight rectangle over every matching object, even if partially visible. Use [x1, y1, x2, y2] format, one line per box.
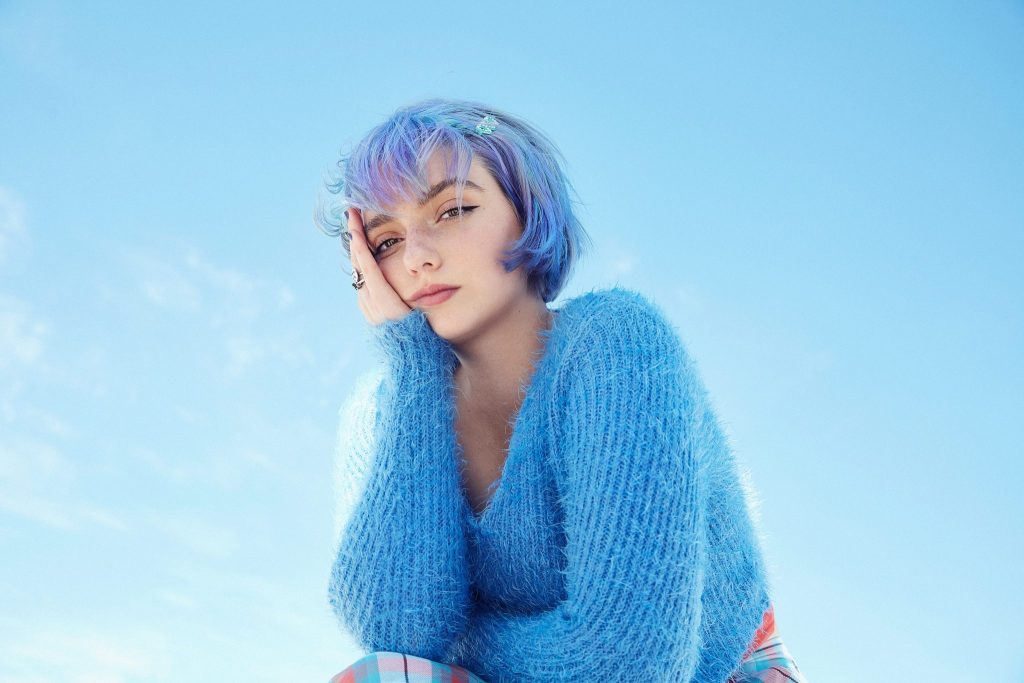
[315, 97, 593, 304]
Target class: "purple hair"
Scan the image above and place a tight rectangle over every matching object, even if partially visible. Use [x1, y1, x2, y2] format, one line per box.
[315, 98, 593, 303]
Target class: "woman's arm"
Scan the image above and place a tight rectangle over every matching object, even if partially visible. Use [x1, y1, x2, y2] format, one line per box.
[328, 308, 470, 662]
[448, 293, 709, 681]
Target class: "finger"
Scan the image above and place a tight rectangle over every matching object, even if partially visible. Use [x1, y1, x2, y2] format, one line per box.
[346, 209, 384, 323]
[347, 211, 372, 290]
[348, 252, 378, 325]
[347, 208, 373, 270]
[348, 248, 358, 284]
[346, 209, 363, 271]
[347, 208, 390, 299]
[347, 208, 379, 274]
[346, 208, 412, 323]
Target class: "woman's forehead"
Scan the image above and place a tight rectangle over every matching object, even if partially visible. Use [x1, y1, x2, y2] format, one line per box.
[367, 155, 489, 216]
[422, 149, 488, 188]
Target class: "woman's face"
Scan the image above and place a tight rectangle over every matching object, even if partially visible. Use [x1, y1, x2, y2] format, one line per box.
[358, 150, 531, 345]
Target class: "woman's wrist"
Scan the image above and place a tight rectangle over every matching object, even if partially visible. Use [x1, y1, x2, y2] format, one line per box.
[369, 307, 454, 373]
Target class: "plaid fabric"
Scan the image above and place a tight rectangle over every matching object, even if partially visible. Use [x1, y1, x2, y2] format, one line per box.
[727, 605, 810, 683]
[329, 651, 487, 683]
[330, 607, 807, 683]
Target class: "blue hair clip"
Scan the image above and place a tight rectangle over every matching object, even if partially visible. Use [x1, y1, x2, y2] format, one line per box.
[475, 114, 499, 135]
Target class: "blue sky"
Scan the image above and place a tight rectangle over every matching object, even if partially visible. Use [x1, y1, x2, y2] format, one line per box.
[1, 1, 1022, 681]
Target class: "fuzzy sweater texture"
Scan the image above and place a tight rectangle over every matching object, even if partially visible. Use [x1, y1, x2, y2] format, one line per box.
[328, 286, 773, 682]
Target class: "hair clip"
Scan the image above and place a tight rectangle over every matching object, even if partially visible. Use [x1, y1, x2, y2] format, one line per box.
[475, 114, 499, 135]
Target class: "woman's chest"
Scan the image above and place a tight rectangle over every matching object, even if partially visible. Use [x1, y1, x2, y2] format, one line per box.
[455, 407, 511, 518]
[456, 400, 568, 613]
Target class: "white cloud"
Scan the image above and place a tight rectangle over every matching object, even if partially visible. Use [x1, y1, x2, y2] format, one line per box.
[319, 347, 355, 389]
[149, 512, 240, 560]
[0, 293, 47, 370]
[185, 248, 256, 298]
[166, 564, 317, 632]
[141, 277, 201, 310]
[130, 442, 285, 493]
[673, 283, 707, 316]
[0, 433, 74, 528]
[78, 505, 130, 532]
[0, 245, 117, 533]
[238, 448, 278, 473]
[224, 330, 315, 377]
[124, 249, 201, 311]
[0, 489, 74, 530]
[172, 405, 202, 424]
[181, 247, 264, 324]
[119, 245, 313, 376]
[19, 405, 74, 437]
[0, 186, 28, 265]
[276, 285, 295, 310]
[595, 233, 640, 277]
[610, 252, 637, 276]
[154, 589, 201, 611]
[0, 432, 126, 532]
[0, 617, 170, 683]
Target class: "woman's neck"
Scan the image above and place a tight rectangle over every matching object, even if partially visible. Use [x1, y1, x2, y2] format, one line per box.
[453, 300, 554, 422]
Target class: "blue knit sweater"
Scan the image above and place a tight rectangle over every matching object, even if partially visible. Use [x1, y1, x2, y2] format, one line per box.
[328, 286, 773, 682]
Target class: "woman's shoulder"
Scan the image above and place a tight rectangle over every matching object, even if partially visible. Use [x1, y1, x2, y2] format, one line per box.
[338, 366, 387, 419]
[555, 285, 684, 357]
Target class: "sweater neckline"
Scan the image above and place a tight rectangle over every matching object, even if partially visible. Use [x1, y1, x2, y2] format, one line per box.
[462, 305, 565, 529]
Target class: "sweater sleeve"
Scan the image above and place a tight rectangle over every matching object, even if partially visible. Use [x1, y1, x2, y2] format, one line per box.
[447, 293, 708, 681]
[328, 308, 471, 662]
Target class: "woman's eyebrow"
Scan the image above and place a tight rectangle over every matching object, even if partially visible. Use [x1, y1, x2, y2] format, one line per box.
[363, 178, 484, 237]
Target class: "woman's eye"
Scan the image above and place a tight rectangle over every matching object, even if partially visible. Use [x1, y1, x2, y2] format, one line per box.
[373, 238, 399, 257]
[441, 205, 477, 221]
[373, 207, 477, 258]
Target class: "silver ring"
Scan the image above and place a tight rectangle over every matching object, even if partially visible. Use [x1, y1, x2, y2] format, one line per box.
[351, 269, 365, 290]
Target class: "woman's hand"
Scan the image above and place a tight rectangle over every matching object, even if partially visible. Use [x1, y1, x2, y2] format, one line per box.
[347, 207, 414, 325]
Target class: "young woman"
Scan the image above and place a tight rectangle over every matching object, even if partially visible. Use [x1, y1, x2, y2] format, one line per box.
[320, 98, 809, 683]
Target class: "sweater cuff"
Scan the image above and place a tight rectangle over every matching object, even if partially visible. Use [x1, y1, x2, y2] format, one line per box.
[368, 308, 454, 372]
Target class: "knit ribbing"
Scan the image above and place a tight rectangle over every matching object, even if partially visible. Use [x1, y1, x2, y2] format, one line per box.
[328, 288, 772, 682]
[328, 308, 470, 662]
[446, 289, 706, 681]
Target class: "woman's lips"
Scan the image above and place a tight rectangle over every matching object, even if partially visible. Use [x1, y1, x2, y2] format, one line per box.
[416, 287, 459, 306]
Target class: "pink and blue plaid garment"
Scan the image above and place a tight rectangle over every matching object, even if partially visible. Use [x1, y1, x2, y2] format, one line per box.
[328, 651, 485, 683]
[726, 633, 809, 683]
[725, 605, 809, 683]
[328, 605, 808, 683]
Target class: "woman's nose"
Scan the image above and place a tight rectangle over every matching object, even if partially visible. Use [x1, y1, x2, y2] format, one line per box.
[402, 223, 442, 270]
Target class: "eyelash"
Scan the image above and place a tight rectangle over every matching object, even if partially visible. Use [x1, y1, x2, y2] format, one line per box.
[372, 206, 478, 257]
